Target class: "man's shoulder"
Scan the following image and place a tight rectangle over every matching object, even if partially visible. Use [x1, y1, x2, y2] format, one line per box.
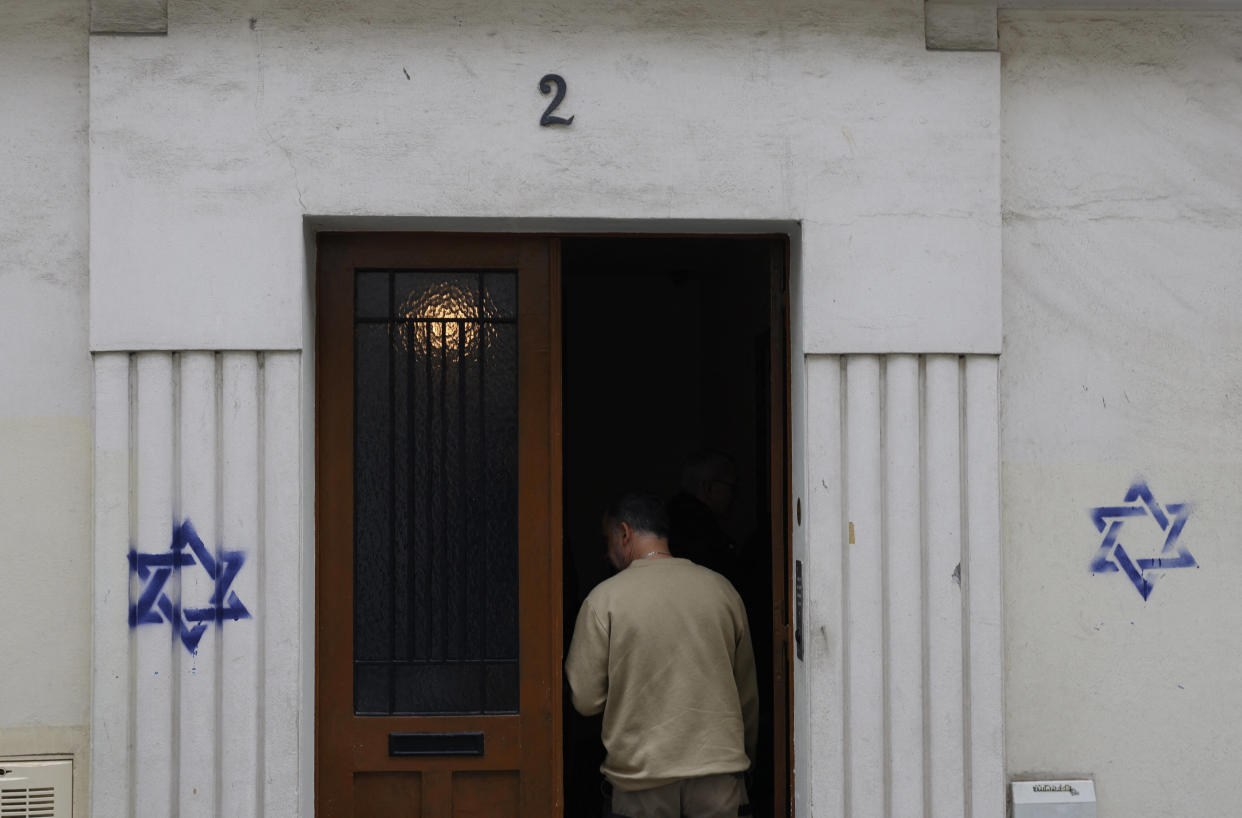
[581, 568, 632, 606]
[586, 559, 739, 598]
[693, 564, 747, 609]
[680, 560, 737, 589]
[668, 557, 737, 585]
[583, 571, 619, 598]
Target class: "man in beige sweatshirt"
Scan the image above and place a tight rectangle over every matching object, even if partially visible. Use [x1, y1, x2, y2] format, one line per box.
[565, 492, 759, 818]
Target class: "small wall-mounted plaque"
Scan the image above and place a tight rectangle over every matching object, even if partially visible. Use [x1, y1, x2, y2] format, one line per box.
[1012, 779, 1096, 818]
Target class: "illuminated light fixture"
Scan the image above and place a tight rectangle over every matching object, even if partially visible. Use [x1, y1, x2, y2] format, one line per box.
[390, 279, 499, 356]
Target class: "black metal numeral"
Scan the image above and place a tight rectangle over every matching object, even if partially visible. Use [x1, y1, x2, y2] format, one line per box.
[538, 73, 574, 126]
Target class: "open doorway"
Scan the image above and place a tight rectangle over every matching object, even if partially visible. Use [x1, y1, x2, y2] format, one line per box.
[560, 236, 790, 818]
[314, 231, 789, 817]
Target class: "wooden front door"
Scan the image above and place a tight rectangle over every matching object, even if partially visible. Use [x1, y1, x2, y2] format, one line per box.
[316, 234, 561, 817]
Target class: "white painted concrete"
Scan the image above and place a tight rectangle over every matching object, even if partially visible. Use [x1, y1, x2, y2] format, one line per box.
[88, 0, 1001, 354]
[81, 3, 1006, 814]
[802, 354, 1003, 816]
[220, 354, 262, 818]
[926, 0, 1000, 51]
[924, 356, 966, 818]
[964, 356, 1004, 818]
[1001, 11, 1242, 817]
[133, 352, 175, 818]
[843, 356, 884, 816]
[882, 355, 924, 817]
[261, 352, 303, 818]
[90, 0, 166, 34]
[5, 0, 1238, 813]
[177, 352, 219, 818]
[9, 2, 1176, 817]
[0, 4, 92, 817]
[90, 354, 132, 818]
[91, 352, 303, 818]
[804, 356, 846, 817]
[85, 4, 1006, 802]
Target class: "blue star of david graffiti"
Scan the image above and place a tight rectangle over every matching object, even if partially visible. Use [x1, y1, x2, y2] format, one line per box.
[1089, 479, 1195, 600]
[128, 519, 251, 653]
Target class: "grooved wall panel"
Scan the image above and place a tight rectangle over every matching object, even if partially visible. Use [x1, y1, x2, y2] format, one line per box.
[925, 355, 965, 818]
[964, 356, 1004, 818]
[134, 352, 174, 818]
[178, 351, 218, 818]
[805, 355, 845, 818]
[91, 353, 132, 818]
[262, 352, 302, 818]
[92, 347, 999, 817]
[883, 354, 924, 817]
[221, 354, 261, 818]
[843, 356, 883, 816]
[91, 352, 302, 818]
[804, 354, 1002, 817]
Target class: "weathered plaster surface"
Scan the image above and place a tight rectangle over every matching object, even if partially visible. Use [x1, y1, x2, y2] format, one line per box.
[1001, 11, 1242, 817]
[0, 419, 91, 728]
[0, 0, 92, 753]
[90, 0, 1000, 352]
[1, 0, 90, 416]
[926, 0, 1000, 51]
[90, 0, 167, 34]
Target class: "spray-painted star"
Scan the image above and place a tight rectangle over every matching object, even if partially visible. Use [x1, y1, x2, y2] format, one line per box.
[1089, 479, 1195, 600]
[129, 519, 251, 653]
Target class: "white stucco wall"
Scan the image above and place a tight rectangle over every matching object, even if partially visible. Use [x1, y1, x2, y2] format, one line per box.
[0, 1, 92, 814]
[88, 0, 1000, 354]
[85, 2, 1003, 815]
[1001, 11, 1242, 817]
[18, 0, 1242, 816]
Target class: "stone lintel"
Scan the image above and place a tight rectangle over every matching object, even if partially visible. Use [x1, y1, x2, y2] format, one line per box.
[926, 1, 999, 51]
[90, 0, 167, 34]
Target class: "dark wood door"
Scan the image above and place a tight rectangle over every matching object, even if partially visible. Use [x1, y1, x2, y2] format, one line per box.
[316, 234, 561, 817]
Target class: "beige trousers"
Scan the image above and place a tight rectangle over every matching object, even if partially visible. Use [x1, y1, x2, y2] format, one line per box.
[609, 773, 750, 818]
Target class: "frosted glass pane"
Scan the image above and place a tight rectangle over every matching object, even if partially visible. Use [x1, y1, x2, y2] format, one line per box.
[354, 271, 519, 715]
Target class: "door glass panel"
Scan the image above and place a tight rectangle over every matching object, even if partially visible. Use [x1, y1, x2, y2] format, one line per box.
[354, 269, 519, 716]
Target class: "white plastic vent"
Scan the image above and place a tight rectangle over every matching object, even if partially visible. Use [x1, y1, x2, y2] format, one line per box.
[0, 760, 71, 818]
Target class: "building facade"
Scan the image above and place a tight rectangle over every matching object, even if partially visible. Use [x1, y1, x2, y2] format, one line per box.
[2, 0, 1239, 815]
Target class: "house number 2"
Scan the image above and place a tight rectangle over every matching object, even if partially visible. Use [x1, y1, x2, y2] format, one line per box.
[538, 74, 574, 126]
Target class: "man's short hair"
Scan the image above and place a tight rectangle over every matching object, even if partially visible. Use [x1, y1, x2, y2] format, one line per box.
[605, 491, 671, 539]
